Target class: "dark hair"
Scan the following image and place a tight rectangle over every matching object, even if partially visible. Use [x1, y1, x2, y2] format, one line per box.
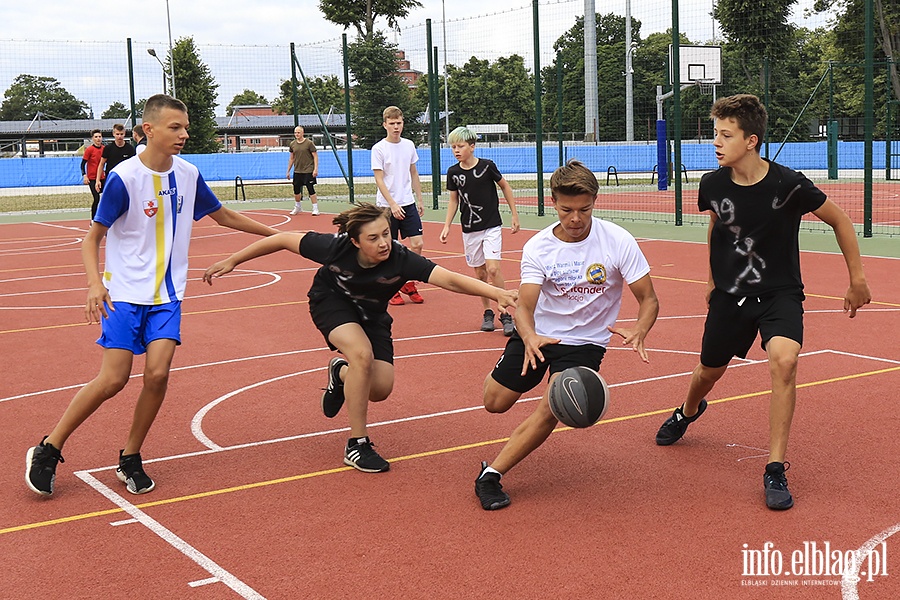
[90, 129, 102, 136]
[550, 159, 599, 198]
[332, 203, 390, 240]
[132, 124, 144, 138]
[142, 94, 188, 123]
[112, 123, 126, 132]
[710, 94, 767, 152]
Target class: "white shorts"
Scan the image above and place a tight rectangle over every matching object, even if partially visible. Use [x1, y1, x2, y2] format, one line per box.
[462, 226, 502, 268]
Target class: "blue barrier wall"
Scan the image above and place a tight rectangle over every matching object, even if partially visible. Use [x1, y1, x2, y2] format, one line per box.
[0, 141, 891, 188]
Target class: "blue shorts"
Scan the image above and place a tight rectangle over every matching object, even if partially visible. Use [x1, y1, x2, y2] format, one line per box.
[97, 301, 182, 355]
[390, 204, 423, 240]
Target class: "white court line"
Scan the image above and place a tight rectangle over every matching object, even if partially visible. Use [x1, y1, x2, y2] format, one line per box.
[34, 222, 89, 233]
[75, 471, 265, 600]
[841, 523, 900, 600]
[189, 577, 221, 588]
[109, 518, 138, 526]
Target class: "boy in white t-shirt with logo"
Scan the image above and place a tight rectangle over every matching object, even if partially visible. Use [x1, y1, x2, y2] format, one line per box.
[371, 105, 426, 305]
[473, 159, 660, 510]
[25, 94, 278, 498]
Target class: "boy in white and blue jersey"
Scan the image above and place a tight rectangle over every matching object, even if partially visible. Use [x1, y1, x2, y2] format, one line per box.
[25, 95, 278, 498]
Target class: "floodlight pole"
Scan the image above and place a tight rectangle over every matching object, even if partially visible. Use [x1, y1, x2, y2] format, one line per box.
[625, 0, 635, 142]
[442, 0, 450, 141]
[166, 0, 176, 98]
[584, 0, 598, 142]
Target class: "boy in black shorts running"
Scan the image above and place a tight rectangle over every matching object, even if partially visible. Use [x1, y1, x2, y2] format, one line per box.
[654, 94, 871, 510]
[474, 160, 659, 510]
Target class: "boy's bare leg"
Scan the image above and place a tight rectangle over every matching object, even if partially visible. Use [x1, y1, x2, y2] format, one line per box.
[489, 389, 558, 474]
[123, 338, 177, 455]
[329, 324, 393, 438]
[683, 363, 727, 416]
[473, 265, 491, 311]
[45, 348, 134, 450]
[765, 336, 800, 463]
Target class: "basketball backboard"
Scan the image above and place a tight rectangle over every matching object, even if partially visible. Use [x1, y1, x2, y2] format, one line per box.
[668, 45, 722, 85]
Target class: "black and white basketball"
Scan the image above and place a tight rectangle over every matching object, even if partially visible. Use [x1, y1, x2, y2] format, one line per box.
[548, 366, 610, 428]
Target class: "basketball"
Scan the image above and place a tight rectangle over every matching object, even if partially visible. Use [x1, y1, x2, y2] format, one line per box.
[548, 366, 610, 428]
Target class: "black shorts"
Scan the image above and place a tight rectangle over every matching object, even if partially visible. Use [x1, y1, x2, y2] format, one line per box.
[309, 293, 394, 364]
[292, 172, 316, 196]
[390, 204, 423, 240]
[700, 289, 804, 368]
[490, 332, 606, 394]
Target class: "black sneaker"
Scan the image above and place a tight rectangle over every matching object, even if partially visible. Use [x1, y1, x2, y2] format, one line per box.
[480, 309, 495, 332]
[25, 436, 64, 496]
[655, 399, 708, 446]
[475, 461, 510, 510]
[322, 357, 348, 418]
[344, 437, 390, 473]
[116, 450, 155, 494]
[764, 461, 794, 510]
[500, 313, 515, 336]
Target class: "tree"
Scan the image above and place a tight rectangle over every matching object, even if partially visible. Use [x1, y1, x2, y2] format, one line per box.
[170, 37, 220, 153]
[226, 89, 269, 115]
[417, 55, 535, 134]
[0, 74, 89, 121]
[319, 0, 422, 41]
[346, 31, 420, 148]
[272, 75, 344, 116]
[714, 0, 796, 88]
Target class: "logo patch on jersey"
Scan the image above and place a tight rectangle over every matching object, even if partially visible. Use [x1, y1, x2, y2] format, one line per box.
[586, 263, 607, 284]
[177, 195, 184, 214]
[143, 199, 158, 217]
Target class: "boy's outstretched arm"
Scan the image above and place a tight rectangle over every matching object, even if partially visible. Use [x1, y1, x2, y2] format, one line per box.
[203, 232, 304, 284]
[813, 199, 872, 317]
[426, 265, 517, 311]
[608, 274, 659, 363]
[207, 206, 280, 237]
[439, 190, 460, 243]
[498, 177, 520, 233]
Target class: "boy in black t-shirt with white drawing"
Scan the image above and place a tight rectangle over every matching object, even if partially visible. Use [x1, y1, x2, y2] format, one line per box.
[654, 94, 871, 510]
[440, 126, 520, 335]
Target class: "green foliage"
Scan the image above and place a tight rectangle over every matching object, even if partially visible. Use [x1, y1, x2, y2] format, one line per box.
[226, 89, 269, 115]
[346, 31, 420, 149]
[101, 101, 130, 119]
[318, 0, 422, 40]
[170, 37, 220, 154]
[416, 55, 535, 134]
[272, 75, 344, 116]
[0, 74, 89, 120]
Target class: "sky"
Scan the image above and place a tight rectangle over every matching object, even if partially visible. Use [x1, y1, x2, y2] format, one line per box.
[1, 0, 830, 118]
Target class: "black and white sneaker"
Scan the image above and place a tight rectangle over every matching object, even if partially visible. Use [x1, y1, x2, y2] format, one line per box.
[764, 461, 794, 510]
[116, 450, 155, 494]
[343, 437, 390, 473]
[499, 313, 515, 337]
[25, 436, 64, 496]
[322, 357, 349, 418]
[655, 399, 708, 446]
[475, 461, 510, 510]
[480, 309, 496, 332]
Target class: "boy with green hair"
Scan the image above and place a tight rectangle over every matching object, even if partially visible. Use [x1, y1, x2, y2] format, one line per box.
[440, 126, 520, 334]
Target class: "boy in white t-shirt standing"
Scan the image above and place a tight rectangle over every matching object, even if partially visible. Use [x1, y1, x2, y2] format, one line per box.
[371, 106, 426, 305]
[25, 94, 278, 498]
[473, 160, 660, 510]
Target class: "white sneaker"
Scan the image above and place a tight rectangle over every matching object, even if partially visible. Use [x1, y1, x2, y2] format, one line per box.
[311, 205, 320, 216]
[289, 203, 301, 215]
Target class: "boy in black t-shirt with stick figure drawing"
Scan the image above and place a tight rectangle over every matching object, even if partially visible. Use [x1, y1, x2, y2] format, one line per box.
[654, 94, 871, 510]
[440, 126, 520, 335]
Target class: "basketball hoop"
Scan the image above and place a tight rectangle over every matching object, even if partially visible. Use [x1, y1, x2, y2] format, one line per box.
[696, 79, 716, 95]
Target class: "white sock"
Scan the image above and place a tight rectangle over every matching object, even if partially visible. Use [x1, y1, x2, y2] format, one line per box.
[480, 466, 501, 478]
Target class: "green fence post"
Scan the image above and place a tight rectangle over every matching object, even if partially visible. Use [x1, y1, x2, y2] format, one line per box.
[342, 34, 354, 204]
[126, 38, 137, 129]
[532, 0, 544, 216]
[864, 0, 873, 237]
[557, 51, 563, 167]
[827, 120, 839, 179]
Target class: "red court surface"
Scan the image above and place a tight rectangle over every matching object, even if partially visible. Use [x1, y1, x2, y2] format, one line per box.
[1, 211, 898, 599]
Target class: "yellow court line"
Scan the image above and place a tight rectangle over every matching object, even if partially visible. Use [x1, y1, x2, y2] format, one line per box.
[4, 364, 899, 538]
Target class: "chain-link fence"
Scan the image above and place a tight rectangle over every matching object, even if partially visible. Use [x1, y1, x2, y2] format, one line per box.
[0, 0, 896, 235]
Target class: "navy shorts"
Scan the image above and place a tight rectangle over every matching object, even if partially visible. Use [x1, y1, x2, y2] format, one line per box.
[700, 289, 804, 368]
[309, 293, 394, 364]
[390, 204, 423, 240]
[97, 300, 182, 355]
[489, 332, 606, 394]
[292, 172, 316, 196]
